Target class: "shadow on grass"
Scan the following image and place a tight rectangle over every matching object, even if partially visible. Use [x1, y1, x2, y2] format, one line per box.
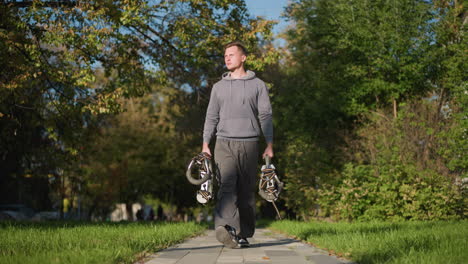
[256, 218, 275, 228]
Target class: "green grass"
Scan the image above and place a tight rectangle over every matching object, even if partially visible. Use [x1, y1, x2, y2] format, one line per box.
[0, 221, 206, 264]
[269, 220, 467, 264]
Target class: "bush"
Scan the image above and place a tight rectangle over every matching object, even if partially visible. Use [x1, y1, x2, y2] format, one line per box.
[317, 99, 466, 221]
[319, 163, 463, 221]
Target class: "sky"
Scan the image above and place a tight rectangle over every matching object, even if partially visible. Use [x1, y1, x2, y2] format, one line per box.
[244, 0, 291, 35]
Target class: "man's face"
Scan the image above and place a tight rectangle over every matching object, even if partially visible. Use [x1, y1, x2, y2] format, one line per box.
[224, 46, 246, 71]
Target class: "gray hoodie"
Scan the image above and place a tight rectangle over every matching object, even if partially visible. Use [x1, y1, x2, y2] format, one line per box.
[203, 70, 273, 144]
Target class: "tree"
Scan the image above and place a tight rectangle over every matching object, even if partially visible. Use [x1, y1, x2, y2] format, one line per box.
[273, 0, 466, 219]
[0, 0, 279, 210]
[80, 80, 197, 219]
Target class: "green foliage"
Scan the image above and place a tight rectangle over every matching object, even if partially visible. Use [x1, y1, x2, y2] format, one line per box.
[79, 82, 197, 216]
[273, 0, 467, 221]
[284, 0, 433, 115]
[277, 134, 337, 220]
[319, 163, 463, 221]
[0, 0, 279, 212]
[316, 99, 466, 221]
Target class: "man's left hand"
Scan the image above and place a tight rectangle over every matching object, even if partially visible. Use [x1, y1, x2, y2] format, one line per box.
[262, 143, 274, 158]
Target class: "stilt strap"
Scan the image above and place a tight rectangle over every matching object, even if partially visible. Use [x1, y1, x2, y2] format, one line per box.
[258, 155, 284, 219]
[186, 152, 213, 185]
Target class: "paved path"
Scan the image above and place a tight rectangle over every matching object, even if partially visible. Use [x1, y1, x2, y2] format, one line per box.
[142, 228, 354, 264]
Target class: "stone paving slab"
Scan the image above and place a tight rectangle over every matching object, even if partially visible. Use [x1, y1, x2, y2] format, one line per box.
[141, 228, 355, 264]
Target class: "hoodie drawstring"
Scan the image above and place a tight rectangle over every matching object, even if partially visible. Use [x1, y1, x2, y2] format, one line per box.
[229, 80, 232, 116]
[242, 80, 245, 105]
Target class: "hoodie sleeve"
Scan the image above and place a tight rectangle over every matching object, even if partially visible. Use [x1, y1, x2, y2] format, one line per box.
[258, 81, 273, 143]
[203, 85, 220, 144]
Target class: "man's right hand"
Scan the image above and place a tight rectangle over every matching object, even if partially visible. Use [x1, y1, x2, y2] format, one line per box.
[202, 142, 212, 157]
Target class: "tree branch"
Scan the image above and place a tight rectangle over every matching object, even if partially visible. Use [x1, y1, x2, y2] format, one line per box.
[2, 0, 78, 8]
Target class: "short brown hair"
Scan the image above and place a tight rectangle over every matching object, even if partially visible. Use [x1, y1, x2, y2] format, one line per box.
[224, 41, 248, 55]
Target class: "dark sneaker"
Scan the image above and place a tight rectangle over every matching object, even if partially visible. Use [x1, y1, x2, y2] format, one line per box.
[238, 237, 250, 248]
[215, 225, 239, 248]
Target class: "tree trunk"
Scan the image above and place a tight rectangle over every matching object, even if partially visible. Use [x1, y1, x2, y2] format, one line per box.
[125, 203, 134, 221]
[60, 175, 65, 219]
[87, 197, 99, 220]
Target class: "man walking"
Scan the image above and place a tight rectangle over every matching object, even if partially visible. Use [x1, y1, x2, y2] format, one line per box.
[202, 41, 274, 248]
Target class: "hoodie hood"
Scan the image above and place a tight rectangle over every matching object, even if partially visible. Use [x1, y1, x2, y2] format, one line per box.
[221, 70, 256, 80]
[221, 70, 256, 105]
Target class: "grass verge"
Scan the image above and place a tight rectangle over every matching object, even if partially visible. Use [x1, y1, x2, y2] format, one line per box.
[0, 221, 206, 264]
[269, 220, 467, 264]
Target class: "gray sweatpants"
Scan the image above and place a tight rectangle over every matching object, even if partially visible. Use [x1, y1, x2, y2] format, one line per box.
[214, 139, 258, 238]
